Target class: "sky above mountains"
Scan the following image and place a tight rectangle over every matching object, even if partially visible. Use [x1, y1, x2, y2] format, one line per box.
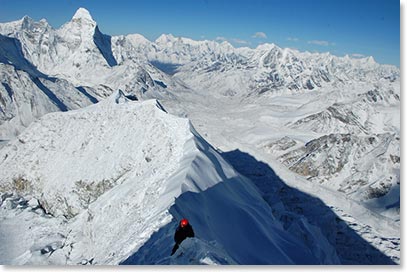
[0, 0, 400, 66]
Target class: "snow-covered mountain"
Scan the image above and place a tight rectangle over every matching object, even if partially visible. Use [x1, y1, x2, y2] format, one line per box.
[154, 30, 400, 224]
[0, 93, 331, 265]
[278, 133, 399, 216]
[0, 8, 182, 141]
[112, 31, 398, 98]
[0, 7, 400, 265]
[1, 8, 399, 96]
[0, 34, 100, 140]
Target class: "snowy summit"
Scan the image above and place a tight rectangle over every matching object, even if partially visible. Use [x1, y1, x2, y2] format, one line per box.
[71, 7, 94, 21]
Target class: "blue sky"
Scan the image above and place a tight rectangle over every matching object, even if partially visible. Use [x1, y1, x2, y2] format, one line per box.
[0, 0, 400, 66]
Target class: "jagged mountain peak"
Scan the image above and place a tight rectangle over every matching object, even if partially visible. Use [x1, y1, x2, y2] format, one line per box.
[154, 33, 235, 51]
[72, 7, 94, 22]
[0, 15, 34, 36]
[126, 33, 151, 45]
[256, 42, 279, 51]
[0, 15, 52, 37]
[61, 7, 97, 33]
[219, 40, 233, 47]
[20, 15, 33, 25]
[363, 55, 376, 65]
[155, 33, 176, 44]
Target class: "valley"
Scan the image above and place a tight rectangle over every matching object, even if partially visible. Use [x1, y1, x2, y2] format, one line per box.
[0, 7, 400, 265]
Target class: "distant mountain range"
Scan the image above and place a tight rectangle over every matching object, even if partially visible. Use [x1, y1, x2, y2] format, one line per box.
[0, 7, 400, 265]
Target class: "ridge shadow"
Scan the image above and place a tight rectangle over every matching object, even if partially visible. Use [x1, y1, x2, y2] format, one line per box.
[120, 149, 397, 265]
[221, 149, 397, 265]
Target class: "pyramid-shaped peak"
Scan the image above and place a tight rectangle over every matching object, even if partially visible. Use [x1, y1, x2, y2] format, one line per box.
[155, 33, 176, 43]
[366, 56, 376, 64]
[72, 7, 94, 21]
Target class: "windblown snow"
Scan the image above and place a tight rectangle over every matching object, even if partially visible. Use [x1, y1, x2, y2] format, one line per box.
[0, 7, 400, 265]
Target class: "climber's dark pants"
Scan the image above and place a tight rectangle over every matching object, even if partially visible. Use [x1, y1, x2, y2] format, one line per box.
[171, 243, 179, 255]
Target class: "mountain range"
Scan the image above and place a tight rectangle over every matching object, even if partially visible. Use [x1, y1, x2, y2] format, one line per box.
[0, 8, 400, 265]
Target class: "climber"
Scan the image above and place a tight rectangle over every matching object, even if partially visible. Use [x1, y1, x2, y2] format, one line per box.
[171, 218, 195, 255]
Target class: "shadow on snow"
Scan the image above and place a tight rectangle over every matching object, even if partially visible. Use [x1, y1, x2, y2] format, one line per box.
[121, 149, 396, 265]
[221, 149, 396, 265]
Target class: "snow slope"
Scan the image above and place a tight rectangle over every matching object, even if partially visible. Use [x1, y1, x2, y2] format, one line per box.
[167, 90, 400, 264]
[0, 62, 98, 140]
[0, 93, 325, 265]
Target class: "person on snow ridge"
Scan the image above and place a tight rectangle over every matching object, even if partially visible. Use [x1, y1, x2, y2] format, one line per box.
[171, 218, 195, 255]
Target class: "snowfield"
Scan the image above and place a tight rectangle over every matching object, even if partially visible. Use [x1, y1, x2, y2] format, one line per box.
[0, 7, 400, 265]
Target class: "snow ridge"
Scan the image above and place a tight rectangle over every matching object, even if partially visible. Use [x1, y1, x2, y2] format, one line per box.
[0, 7, 400, 265]
[0, 95, 326, 265]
